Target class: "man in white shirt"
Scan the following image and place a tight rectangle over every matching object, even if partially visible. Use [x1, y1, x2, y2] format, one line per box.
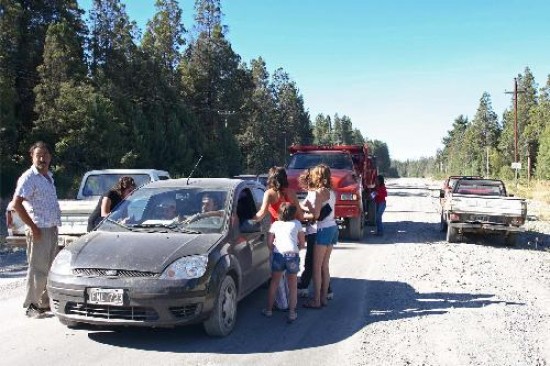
[11, 141, 61, 318]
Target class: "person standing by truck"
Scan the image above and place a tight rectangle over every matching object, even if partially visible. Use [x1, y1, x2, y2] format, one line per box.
[297, 168, 333, 299]
[303, 164, 338, 309]
[373, 175, 387, 236]
[11, 141, 61, 318]
[87, 176, 136, 231]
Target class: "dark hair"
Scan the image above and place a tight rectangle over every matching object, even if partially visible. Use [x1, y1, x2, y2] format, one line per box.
[267, 166, 288, 191]
[377, 175, 385, 186]
[28, 141, 52, 156]
[114, 176, 136, 195]
[278, 202, 297, 222]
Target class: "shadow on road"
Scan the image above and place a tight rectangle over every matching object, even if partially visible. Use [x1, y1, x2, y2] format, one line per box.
[360, 221, 550, 251]
[85, 277, 522, 354]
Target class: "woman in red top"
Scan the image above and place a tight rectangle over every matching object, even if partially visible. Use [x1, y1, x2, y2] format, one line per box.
[373, 175, 387, 236]
[253, 166, 302, 222]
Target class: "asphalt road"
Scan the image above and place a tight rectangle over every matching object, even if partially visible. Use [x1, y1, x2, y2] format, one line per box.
[1, 178, 548, 366]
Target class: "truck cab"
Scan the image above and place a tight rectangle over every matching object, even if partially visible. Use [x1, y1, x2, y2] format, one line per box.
[286, 144, 377, 241]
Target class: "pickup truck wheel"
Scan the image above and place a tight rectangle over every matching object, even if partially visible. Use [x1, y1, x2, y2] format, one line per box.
[348, 216, 364, 241]
[59, 317, 79, 328]
[440, 214, 448, 232]
[504, 233, 517, 246]
[446, 226, 459, 243]
[203, 275, 237, 337]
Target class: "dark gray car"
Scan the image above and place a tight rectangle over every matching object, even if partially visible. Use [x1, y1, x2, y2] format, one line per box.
[47, 178, 270, 336]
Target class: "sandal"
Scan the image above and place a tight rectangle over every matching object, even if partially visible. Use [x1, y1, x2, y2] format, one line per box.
[261, 309, 273, 317]
[287, 310, 297, 323]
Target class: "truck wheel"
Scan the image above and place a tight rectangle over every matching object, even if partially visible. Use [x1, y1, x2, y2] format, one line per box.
[440, 214, 448, 232]
[348, 217, 364, 241]
[203, 275, 237, 337]
[504, 233, 517, 246]
[446, 226, 459, 243]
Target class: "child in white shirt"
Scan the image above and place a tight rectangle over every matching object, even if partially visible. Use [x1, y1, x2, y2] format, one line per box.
[263, 202, 305, 323]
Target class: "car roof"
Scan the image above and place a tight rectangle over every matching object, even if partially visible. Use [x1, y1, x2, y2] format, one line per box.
[84, 169, 170, 175]
[144, 177, 263, 190]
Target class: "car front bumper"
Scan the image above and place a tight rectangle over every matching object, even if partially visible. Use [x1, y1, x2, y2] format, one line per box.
[449, 222, 524, 233]
[47, 273, 214, 327]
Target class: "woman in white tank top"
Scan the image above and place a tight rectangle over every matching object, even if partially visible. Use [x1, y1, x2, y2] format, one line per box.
[302, 164, 339, 309]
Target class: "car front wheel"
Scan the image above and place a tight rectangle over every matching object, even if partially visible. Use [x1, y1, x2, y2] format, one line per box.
[203, 275, 237, 337]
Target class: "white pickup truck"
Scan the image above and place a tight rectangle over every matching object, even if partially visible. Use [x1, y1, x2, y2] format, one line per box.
[440, 177, 527, 246]
[6, 169, 170, 247]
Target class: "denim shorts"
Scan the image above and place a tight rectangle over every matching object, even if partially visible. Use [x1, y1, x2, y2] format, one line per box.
[271, 252, 300, 274]
[316, 225, 339, 246]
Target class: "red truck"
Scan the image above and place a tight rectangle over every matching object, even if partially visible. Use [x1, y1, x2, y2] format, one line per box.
[286, 144, 378, 240]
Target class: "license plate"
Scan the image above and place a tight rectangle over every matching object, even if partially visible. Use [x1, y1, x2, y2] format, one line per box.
[87, 288, 124, 306]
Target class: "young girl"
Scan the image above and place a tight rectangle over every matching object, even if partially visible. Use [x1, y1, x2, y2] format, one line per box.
[263, 202, 306, 323]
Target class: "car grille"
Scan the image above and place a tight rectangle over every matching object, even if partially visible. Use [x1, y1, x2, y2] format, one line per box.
[73, 268, 157, 278]
[65, 302, 159, 321]
[169, 304, 199, 319]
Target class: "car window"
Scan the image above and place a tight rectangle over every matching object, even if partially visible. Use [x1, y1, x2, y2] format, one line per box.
[82, 174, 151, 197]
[101, 187, 229, 233]
[252, 187, 265, 209]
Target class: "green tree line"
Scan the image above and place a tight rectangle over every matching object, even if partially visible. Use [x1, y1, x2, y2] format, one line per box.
[0, 0, 388, 198]
[394, 67, 550, 181]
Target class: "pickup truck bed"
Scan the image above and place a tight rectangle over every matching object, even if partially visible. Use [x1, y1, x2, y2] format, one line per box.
[440, 178, 526, 245]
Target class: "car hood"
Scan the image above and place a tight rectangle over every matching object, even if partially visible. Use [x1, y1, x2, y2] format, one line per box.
[68, 231, 223, 273]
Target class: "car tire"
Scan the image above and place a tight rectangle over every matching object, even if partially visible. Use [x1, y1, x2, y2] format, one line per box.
[440, 214, 448, 232]
[446, 225, 459, 243]
[348, 216, 364, 241]
[59, 317, 79, 328]
[504, 233, 517, 246]
[203, 275, 237, 337]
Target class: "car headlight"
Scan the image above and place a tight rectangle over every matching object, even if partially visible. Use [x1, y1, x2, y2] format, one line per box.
[160, 255, 208, 280]
[50, 250, 73, 276]
[340, 193, 358, 200]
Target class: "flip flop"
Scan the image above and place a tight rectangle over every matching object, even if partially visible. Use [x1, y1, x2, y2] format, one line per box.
[302, 301, 322, 309]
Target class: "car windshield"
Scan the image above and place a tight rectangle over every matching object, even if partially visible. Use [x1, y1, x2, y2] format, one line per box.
[82, 174, 152, 198]
[454, 180, 506, 196]
[287, 153, 353, 170]
[98, 187, 229, 233]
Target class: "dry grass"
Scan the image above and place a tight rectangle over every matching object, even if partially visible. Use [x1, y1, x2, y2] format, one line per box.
[508, 180, 550, 220]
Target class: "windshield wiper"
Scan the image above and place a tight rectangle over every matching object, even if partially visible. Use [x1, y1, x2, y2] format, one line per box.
[129, 222, 202, 234]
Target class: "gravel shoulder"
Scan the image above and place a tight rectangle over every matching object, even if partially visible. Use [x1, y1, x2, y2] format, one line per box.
[357, 178, 550, 366]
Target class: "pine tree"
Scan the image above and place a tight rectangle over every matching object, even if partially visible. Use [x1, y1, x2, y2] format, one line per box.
[179, 0, 247, 176]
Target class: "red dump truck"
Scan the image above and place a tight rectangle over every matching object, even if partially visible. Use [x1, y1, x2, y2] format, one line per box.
[286, 144, 378, 240]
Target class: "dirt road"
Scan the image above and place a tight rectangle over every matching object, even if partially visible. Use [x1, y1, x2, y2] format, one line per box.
[0, 178, 548, 366]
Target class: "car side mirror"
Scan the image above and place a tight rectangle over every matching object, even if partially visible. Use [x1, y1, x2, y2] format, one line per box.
[240, 219, 261, 233]
[439, 189, 445, 199]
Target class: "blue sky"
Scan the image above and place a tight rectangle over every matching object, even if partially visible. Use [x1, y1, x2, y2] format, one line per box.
[79, 0, 550, 161]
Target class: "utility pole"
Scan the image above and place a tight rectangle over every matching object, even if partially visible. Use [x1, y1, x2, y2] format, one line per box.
[505, 78, 525, 185]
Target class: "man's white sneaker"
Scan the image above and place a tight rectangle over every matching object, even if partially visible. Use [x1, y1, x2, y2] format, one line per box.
[327, 291, 334, 300]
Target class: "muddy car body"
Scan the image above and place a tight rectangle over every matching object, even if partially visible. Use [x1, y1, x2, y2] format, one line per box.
[47, 178, 270, 336]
